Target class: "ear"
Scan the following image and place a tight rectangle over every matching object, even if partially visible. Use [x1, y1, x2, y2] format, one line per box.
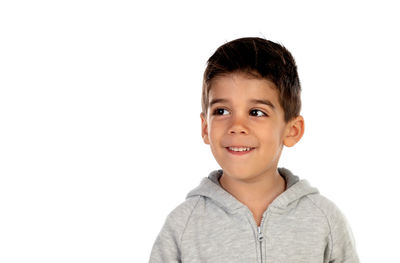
[200, 112, 210, 145]
[283, 115, 305, 147]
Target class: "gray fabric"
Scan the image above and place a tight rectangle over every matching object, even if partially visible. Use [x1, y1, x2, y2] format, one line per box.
[149, 167, 360, 263]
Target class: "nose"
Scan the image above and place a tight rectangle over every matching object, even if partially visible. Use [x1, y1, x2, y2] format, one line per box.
[228, 114, 249, 135]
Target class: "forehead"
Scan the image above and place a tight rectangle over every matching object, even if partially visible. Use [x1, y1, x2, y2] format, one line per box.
[208, 73, 281, 109]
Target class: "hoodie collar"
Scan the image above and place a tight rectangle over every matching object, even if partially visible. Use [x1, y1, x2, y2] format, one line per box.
[186, 167, 319, 214]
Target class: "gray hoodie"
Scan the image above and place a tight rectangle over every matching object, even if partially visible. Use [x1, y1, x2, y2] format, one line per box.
[149, 167, 360, 263]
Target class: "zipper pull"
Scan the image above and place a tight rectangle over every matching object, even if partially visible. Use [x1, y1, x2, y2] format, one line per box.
[257, 226, 264, 242]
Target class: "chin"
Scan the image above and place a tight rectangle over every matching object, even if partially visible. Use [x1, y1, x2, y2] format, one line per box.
[222, 167, 255, 180]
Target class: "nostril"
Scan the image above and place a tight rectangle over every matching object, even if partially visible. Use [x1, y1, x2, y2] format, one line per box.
[229, 129, 248, 134]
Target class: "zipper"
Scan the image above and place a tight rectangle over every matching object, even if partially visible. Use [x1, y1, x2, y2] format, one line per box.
[257, 214, 266, 263]
[257, 226, 264, 262]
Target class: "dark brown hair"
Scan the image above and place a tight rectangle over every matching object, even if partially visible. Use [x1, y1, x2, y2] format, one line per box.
[201, 37, 301, 123]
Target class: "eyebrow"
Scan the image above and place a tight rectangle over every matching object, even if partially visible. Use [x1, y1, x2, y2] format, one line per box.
[209, 98, 276, 110]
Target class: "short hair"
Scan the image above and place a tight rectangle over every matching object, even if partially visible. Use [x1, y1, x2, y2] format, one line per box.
[201, 37, 301, 123]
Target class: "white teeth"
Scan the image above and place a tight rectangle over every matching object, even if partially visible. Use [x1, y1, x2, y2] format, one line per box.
[228, 147, 252, 152]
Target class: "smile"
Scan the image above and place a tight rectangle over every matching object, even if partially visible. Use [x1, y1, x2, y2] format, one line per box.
[225, 146, 255, 155]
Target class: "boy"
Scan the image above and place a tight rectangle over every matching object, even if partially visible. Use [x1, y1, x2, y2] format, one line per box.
[149, 37, 359, 263]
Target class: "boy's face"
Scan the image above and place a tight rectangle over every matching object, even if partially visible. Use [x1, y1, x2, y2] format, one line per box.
[200, 72, 304, 182]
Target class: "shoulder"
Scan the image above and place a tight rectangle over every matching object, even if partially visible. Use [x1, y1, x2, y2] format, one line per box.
[150, 197, 202, 262]
[305, 194, 351, 230]
[159, 196, 202, 243]
[305, 194, 359, 261]
[166, 196, 202, 224]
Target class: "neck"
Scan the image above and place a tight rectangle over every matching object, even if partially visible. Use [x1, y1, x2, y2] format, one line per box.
[219, 168, 286, 210]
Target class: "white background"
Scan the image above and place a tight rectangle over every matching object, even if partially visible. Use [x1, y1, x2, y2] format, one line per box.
[1, 0, 399, 262]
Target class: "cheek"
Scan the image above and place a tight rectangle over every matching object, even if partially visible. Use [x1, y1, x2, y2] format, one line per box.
[258, 127, 282, 148]
[208, 120, 223, 141]
[207, 126, 218, 148]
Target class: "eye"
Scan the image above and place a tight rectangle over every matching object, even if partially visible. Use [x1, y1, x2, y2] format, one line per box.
[249, 109, 267, 117]
[212, 108, 229, 115]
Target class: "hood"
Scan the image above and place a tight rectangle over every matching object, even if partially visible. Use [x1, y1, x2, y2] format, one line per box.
[186, 167, 319, 214]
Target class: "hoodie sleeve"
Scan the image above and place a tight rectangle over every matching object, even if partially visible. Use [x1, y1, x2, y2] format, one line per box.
[327, 202, 360, 263]
[149, 197, 200, 263]
[149, 214, 181, 263]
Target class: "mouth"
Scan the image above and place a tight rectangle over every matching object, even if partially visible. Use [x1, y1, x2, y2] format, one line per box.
[225, 146, 256, 156]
